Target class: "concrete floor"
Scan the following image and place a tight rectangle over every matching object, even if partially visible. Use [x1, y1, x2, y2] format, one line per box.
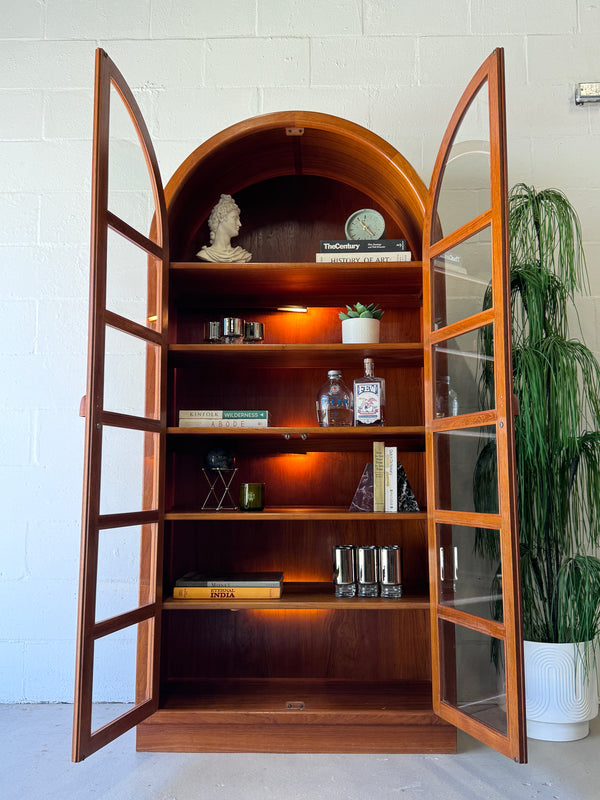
[1, 705, 599, 800]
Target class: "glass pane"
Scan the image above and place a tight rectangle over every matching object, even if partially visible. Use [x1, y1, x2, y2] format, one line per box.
[95, 524, 156, 622]
[431, 82, 490, 244]
[437, 524, 503, 622]
[99, 427, 158, 515]
[433, 324, 494, 418]
[108, 83, 158, 241]
[106, 227, 160, 330]
[435, 425, 498, 514]
[439, 619, 506, 735]
[91, 619, 152, 732]
[432, 227, 492, 330]
[104, 326, 160, 419]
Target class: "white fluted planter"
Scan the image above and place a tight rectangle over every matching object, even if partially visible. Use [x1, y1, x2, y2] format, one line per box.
[341, 318, 380, 344]
[524, 640, 599, 741]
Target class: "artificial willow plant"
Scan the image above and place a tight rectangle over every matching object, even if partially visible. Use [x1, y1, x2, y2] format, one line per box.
[477, 183, 600, 648]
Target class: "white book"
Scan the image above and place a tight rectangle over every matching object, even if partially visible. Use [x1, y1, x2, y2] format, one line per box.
[315, 252, 412, 263]
[178, 418, 270, 428]
[385, 446, 398, 513]
[179, 409, 269, 419]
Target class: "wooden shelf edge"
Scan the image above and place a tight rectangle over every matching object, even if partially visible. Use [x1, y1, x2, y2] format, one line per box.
[168, 342, 425, 369]
[171, 260, 423, 270]
[164, 508, 427, 521]
[167, 425, 425, 436]
[163, 583, 430, 610]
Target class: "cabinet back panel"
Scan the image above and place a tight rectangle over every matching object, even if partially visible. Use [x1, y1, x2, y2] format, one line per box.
[161, 608, 430, 682]
[164, 520, 428, 594]
[171, 366, 423, 428]
[172, 176, 408, 263]
[173, 307, 422, 345]
[168, 451, 425, 510]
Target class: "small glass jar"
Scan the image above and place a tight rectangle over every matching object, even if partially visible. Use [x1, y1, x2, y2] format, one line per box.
[204, 320, 222, 343]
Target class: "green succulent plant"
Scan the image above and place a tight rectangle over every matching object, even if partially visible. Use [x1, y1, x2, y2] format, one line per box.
[338, 302, 384, 321]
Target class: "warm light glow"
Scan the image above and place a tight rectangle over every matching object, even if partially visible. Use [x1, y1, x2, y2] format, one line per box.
[276, 306, 308, 313]
[147, 315, 158, 323]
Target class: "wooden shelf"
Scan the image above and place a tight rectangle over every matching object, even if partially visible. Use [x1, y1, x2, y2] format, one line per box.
[136, 679, 457, 754]
[170, 261, 423, 307]
[168, 342, 424, 369]
[165, 507, 427, 521]
[163, 582, 429, 610]
[167, 425, 425, 454]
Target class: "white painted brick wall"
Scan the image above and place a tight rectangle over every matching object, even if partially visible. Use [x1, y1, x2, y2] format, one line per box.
[2, 0, 600, 703]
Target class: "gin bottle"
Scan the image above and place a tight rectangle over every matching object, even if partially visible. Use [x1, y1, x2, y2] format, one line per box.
[316, 370, 353, 427]
[354, 358, 385, 426]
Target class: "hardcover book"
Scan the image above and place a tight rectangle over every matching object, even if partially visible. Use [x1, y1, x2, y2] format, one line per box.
[315, 252, 411, 263]
[173, 586, 281, 599]
[349, 458, 419, 512]
[175, 571, 284, 587]
[178, 418, 269, 428]
[373, 441, 385, 512]
[179, 410, 270, 419]
[320, 239, 408, 253]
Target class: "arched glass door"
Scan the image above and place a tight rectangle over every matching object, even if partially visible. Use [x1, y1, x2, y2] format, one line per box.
[72, 49, 168, 762]
[423, 49, 526, 762]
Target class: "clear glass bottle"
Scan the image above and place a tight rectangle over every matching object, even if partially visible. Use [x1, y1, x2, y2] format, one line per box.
[354, 358, 385, 426]
[316, 370, 353, 427]
[435, 375, 459, 417]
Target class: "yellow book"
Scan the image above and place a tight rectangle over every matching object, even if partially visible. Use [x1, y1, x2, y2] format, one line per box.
[373, 441, 385, 512]
[172, 586, 281, 599]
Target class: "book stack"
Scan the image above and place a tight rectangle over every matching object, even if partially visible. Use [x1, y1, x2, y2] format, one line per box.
[316, 239, 411, 263]
[173, 571, 284, 599]
[350, 442, 420, 513]
[178, 410, 271, 428]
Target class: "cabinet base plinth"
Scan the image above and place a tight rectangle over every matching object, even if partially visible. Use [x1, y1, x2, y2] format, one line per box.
[136, 716, 456, 754]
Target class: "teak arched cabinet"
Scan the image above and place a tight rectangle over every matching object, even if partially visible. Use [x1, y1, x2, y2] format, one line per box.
[73, 48, 526, 763]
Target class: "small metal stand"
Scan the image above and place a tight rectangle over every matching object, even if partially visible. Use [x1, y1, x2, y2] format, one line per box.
[201, 467, 238, 510]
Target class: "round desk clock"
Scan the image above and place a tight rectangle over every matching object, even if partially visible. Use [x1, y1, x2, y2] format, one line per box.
[344, 208, 386, 240]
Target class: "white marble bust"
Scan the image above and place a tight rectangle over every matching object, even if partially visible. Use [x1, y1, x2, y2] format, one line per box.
[196, 194, 252, 263]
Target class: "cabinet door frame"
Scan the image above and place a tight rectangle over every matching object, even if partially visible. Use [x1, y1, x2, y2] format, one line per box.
[72, 49, 169, 762]
[423, 48, 527, 762]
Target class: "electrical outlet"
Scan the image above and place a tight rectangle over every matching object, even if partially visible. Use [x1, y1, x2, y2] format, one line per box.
[575, 83, 600, 105]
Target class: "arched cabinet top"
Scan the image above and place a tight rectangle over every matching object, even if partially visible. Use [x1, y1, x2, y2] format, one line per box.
[164, 111, 427, 262]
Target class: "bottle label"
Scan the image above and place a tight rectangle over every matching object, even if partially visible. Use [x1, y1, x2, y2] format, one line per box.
[355, 383, 382, 423]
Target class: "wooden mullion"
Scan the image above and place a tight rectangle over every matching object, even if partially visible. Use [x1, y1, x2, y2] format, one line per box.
[428, 208, 492, 260]
[93, 603, 158, 639]
[100, 409, 161, 433]
[430, 409, 497, 432]
[104, 309, 163, 345]
[429, 509, 501, 529]
[98, 509, 159, 530]
[107, 210, 163, 259]
[428, 308, 495, 345]
[436, 604, 505, 639]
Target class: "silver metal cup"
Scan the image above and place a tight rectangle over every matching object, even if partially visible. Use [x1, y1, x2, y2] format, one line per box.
[357, 545, 379, 597]
[333, 545, 356, 598]
[380, 545, 402, 598]
[205, 320, 222, 343]
[222, 317, 244, 343]
[244, 321, 264, 343]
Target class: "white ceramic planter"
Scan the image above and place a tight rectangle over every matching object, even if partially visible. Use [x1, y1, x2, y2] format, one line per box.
[524, 640, 599, 741]
[341, 317, 380, 344]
